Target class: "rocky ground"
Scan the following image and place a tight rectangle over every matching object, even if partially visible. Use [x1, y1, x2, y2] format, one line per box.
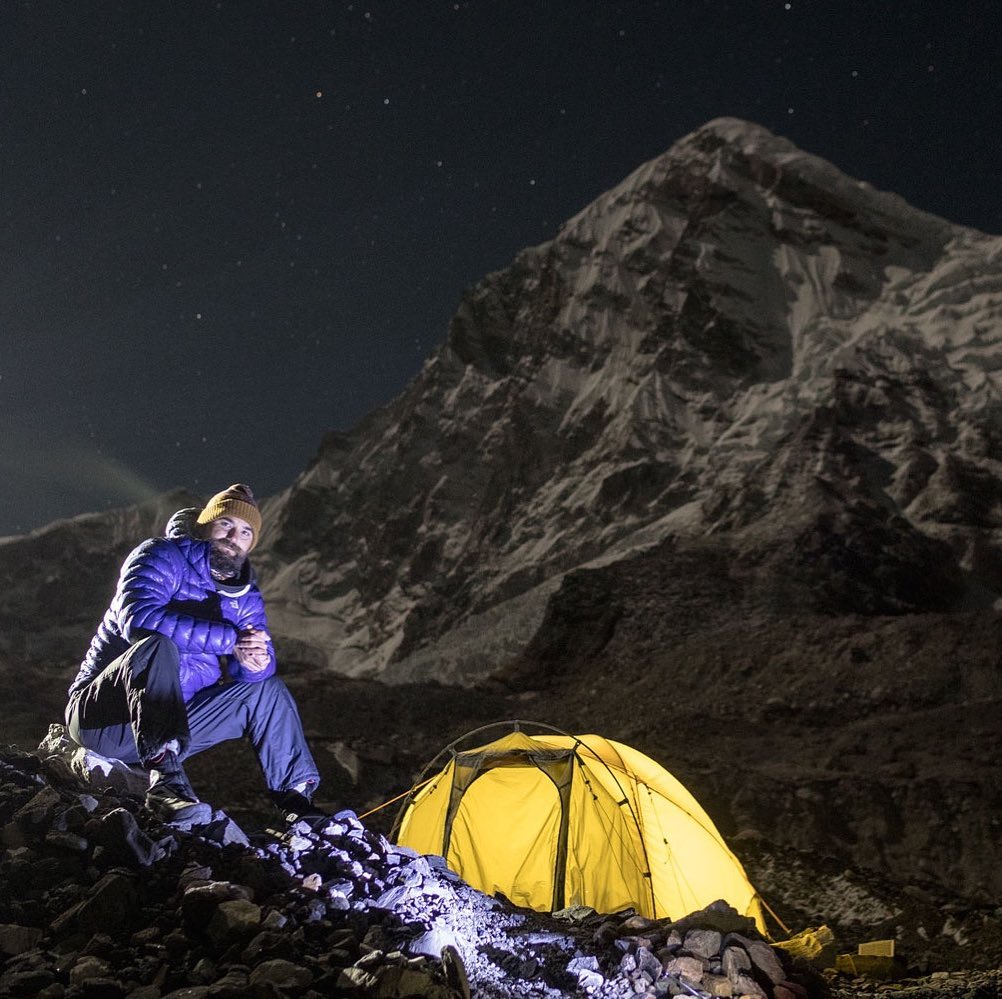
[1, 740, 839, 999]
[4, 632, 1001, 998]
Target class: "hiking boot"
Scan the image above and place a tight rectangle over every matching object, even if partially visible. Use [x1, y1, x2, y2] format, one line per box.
[271, 782, 330, 830]
[145, 750, 212, 827]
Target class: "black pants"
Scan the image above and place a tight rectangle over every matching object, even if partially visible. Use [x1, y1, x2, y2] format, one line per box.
[65, 634, 320, 793]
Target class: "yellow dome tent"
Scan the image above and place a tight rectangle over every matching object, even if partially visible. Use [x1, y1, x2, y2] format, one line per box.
[393, 722, 766, 931]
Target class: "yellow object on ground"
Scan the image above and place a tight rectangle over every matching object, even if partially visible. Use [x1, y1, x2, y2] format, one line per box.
[396, 728, 765, 930]
[773, 925, 836, 966]
[857, 939, 895, 958]
[835, 953, 901, 980]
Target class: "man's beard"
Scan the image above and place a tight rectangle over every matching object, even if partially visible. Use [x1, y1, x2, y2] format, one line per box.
[208, 541, 247, 581]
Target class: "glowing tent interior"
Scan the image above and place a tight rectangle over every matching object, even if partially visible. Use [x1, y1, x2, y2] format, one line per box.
[393, 723, 766, 930]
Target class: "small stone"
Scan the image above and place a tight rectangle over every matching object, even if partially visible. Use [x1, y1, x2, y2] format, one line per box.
[702, 972, 734, 996]
[36, 984, 66, 999]
[69, 955, 112, 985]
[261, 909, 287, 930]
[45, 830, 89, 852]
[190, 957, 217, 984]
[732, 971, 767, 997]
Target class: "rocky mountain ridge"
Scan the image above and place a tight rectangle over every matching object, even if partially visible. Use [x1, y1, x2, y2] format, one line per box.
[251, 116, 1002, 683]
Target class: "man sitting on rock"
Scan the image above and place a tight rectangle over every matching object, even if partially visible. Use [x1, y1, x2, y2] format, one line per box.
[64, 483, 323, 828]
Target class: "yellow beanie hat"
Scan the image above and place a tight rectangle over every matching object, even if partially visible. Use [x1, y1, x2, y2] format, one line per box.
[196, 483, 262, 549]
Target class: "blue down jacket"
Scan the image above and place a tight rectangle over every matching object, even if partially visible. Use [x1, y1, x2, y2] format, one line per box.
[69, 515, 276, 702]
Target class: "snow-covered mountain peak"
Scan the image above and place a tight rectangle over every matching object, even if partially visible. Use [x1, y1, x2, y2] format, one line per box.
[245, 120, 1001, 683]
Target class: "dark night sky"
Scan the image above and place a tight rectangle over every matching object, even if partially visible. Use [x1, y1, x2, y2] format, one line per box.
[2, 1, 998, 536]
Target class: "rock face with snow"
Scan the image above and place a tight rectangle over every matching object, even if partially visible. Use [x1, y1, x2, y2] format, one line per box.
[255, 117, 1001, 682]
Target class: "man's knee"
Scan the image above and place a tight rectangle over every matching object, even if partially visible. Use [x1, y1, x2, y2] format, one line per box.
[132, 632, 178, 656]
[131, 633, 178, 660]
[126, 633, 180, 678]
[258, 675, 296, 704]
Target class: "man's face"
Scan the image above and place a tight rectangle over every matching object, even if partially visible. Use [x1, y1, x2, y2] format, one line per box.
[207, 515, 255, 556]
[204, 514, 255, 579]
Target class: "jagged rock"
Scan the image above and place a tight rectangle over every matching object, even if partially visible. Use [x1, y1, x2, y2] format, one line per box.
[204, 967, 249, 997]
[242, 929, 297, 964]
[665, 954, 705, 986]
[702, 972, 735, 996]
[199, 813, 250, 848]
[206, 898, 262, 945]
[190, 956, 218, 983]
[732, 971, 769, 997]
[43, 829, 88, 853]
[774, 982, 809, 999]
[394, 961, 452, 998]
[0, 969, 58, 995]
[338, 965, 381, 991]
[0, 924, 43, 957]
[441, 944, 471, 999]
[247, 957, 313, 989]
[181, 881, 254, 933]
[11, 785, 62, 828]
[725, 933, 788, 986]
[95, 806, 171, 867]
[684, 928, 723, 959]
[51, 870, 139, 936]
[723, 943, 753, 981]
